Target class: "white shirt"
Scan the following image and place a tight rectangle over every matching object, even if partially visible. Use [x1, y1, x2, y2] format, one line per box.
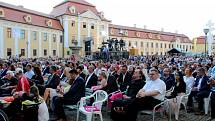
[143, 78, 166, 101]
[197, 77, 203, 90]
[85, 73, 94, 86]
[24, 70, 35, 79]
[183, 76, 195, 89]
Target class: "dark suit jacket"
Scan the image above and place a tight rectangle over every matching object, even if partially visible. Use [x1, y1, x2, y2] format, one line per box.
[85, 73, 98, 88]
[45, 74, 60, 89]
[102, 75, 118, 94]
[194, 76, 210, 92]
[117, 72, 132, 92]
[42, 66, 50, 76]
[0, 69, 7, 78]
[126, 79, 145, 99]
[79, 72, 86, 81]
[161, 74, 175, 91]
[63, 76, 85, 105]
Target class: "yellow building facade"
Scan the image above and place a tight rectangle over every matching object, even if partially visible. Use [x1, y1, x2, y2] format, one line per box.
[109, 24, 193, 55]
[0, 0, 194, 58]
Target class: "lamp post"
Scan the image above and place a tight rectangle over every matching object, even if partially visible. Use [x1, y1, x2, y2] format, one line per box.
[203, 28, 209, 57]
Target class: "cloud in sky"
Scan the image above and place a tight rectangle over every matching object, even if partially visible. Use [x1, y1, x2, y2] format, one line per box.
[1, 0, 215, 39]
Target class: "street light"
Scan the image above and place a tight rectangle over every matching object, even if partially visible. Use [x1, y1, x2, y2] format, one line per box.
[203, 28, 209, 56]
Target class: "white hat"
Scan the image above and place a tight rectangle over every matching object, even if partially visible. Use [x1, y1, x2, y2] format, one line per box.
[15, 68, 23, 74]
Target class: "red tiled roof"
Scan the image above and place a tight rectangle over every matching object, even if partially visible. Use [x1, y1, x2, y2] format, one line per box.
[109, 24, 192, 43]
[0, 1, 63, 30]
[195, 36, 206, 44]
[50, 0, 110, 22]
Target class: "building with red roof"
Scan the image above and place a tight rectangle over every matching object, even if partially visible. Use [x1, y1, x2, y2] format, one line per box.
[0, 0, 194, 58]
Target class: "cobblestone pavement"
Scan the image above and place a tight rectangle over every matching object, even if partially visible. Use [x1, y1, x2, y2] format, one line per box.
[49, 108, 212, 121]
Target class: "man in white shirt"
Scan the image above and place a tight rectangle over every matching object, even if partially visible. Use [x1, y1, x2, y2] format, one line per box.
[125, 68, 166, 121]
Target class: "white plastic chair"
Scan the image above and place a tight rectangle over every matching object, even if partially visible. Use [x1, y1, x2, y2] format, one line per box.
[139, 99, 169, 121]
[179, 86, 192, 113]
[204, 92, 212, 115]
[76, 90, 108, 121]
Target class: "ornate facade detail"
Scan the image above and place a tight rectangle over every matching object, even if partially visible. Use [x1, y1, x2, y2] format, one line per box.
[23, 15, 32, 23]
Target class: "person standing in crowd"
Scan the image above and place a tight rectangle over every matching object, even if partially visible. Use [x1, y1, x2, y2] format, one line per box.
[24, 64, 35, 79]
[161, 67, 175, 91]
[85, 65, 98, 88]
[124, 68, 166, 121]
[187, 67, 210, 114]
[117, 65, 132, 92]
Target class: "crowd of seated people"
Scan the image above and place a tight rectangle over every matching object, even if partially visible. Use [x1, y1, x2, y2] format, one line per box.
[0, 55, 215, 121]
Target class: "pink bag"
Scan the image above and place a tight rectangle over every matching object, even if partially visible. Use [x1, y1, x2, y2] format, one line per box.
[109, 92, 123, 101]
[108, 92, 123, 108]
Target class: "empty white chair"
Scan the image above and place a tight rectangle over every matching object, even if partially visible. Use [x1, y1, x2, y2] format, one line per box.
[76, 90, 108, 121]
[180, 86, 192, 112]
[139, 99, 169, 121]
[204, 92, 212, 115]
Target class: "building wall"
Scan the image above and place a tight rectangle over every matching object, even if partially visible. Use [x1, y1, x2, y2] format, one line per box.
[110, 35, 193, 56]
[0, 20, 63, 58]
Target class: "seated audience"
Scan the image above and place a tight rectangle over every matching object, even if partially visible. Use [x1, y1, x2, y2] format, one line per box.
[52, 69, 85, 121]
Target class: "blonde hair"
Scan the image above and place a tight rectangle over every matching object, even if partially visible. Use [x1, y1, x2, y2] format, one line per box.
[64, 67, 71, 78]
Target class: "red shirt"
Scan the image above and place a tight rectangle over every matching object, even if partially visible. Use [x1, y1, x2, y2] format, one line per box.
[16, 75, 30, 95]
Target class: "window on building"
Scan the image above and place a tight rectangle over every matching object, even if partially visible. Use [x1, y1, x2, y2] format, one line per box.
[161, 52, 163, 55]
[151, 43, 153, 48]
[53, 34, 56, 42]
[169, 44, 171, 48]
[156, 43, 158, 48]
[146, 52, 149, 55]
[190, 46, 192, 50]
[83, 22, 86, 28]
[21, 49, 25, 56]
[135, 41, 138, 47]
[141, 42, 143, 47]
[44, 33, 48, 41]
[44, 49, 47, 56]
[172, 44, 174, 48]
[20, 29, 25, 39]
[60, 35, 63, 43]
[33, 31, 37, 40]
[151, 52, 154, 55]
[141, 52, 143, 55]
[7, 28, 12, 38]
[33, 49, 37, 56]
[180, 45, 181, 48]
[183, 45, 185, 49]
[7, 48, 11, 56]
[164, 43, 166, 48]
[53, 50, 56, 56]
[160, 43, 163, 48]
[177, 44, 179, 48]
[129, 42, 131, 47]
[146, 42, 149, 48]
[71, 21, 75, 27]
[91, 24, 94, 29]
[67, 51, 70, 55]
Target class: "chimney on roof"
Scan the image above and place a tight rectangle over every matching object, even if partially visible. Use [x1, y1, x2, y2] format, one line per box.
[134, 24, 136, 28]
[144, 25, 147, 29]
[17, 5, 24, 8]
[161, 28, 164, 32]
